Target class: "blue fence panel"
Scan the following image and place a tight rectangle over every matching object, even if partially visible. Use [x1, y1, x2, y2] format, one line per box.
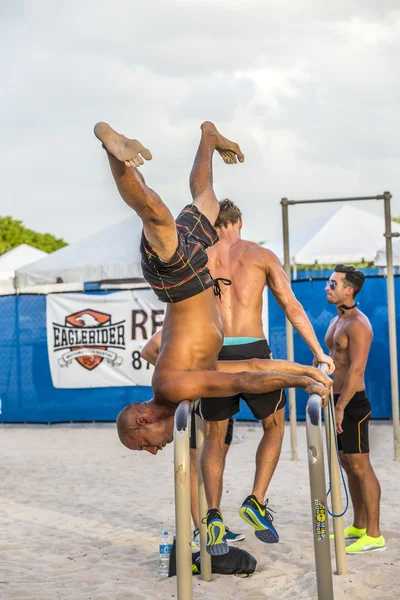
[0, 276, 398, 423]
[0, 294, 153, 422]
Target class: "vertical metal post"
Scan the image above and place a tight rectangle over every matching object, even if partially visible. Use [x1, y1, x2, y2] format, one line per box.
[324, 403, 347, 575]
[174, 401, 193, 600]
[281, 198, 298, 460]
[195, 415, 212, 581]
[383, 191, 400, 461]
[15, 294, 23, 411]
[306, 365, 334, 600]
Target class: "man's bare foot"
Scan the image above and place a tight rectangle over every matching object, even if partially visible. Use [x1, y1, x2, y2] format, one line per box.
[94, 122, 152, 168]
[201, 121, 244, 165]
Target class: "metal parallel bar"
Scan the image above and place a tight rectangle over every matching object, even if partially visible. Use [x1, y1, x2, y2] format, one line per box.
[282, 199, 298, 460]
[306, 364, 334, 600]
[323, 402, 347, 575]
[195, 415, 212, 581]
[383, 192, 400, 461]
[174, 401, 193, 600]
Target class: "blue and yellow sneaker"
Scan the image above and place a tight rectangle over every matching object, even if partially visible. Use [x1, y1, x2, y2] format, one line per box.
[205, 508, 229, 556]
[239, 495, 279, 543]
[225, 527, 246, 543]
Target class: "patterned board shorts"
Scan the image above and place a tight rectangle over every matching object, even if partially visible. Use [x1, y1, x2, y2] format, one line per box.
[140, 204, 219, 303]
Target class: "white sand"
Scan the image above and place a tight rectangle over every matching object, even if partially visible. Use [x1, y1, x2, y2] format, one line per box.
[0, 421, 399, 600]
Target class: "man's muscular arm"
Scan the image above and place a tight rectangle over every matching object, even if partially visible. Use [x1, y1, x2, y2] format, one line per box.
[141, 329, 162, 365]
[217, 358, 332, 389]
[264, 249, 335, 374]
[158, 370, 330, 408]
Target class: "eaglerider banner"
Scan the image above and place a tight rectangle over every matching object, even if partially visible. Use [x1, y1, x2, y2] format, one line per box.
[46, 289, 164, 388]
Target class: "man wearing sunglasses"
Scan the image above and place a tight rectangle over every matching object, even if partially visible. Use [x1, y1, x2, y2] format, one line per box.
[325, 264, 386, 554]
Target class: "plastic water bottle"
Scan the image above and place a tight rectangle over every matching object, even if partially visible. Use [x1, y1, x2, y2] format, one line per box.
[158, 531, 172, 577]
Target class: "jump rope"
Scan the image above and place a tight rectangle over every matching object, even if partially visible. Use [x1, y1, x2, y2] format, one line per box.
[325, 386, 349, 518]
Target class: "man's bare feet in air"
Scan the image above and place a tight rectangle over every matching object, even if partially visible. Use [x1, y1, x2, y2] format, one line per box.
[201, 121, 245, 165]
[94, 122, 152, 168]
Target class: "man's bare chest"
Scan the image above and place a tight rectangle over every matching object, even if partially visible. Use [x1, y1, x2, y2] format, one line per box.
[326, 320, 349, 352]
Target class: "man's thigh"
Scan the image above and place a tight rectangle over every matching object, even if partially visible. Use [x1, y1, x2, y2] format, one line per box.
[204, 419, 230, 446]
[338, 394, 371, 455]
[259, 405, 285, 435]
[142, 209, 178, 263]
[345, 452, 372, 477]
[190, 405, 233, 449]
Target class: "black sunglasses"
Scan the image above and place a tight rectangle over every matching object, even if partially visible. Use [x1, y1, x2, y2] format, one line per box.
[327, 280, 337, 290]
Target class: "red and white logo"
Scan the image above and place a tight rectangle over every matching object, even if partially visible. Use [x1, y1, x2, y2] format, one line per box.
[52, 309, 126, 371]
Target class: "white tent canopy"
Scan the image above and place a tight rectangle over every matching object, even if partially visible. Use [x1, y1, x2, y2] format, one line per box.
[263, 204, 400, 265]
[375, 238, 400, 267]
[16, 216, 144, 287]
[0, 244, 47, 281]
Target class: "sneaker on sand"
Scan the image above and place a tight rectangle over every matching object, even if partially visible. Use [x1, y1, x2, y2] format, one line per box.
[238, 495, 279, 543]
[205, 509, 229, 556]
[345, 534, 387, 554]
[194, 525, 245, 548]
[329, 525, 366, 541]
[225, 527, 246, 543]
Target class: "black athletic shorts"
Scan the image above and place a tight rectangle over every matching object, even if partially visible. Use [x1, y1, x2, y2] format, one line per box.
[140, 204, 218, 303]
[190, 405, 234, 449]
[198, 339, 287, 421]
[334, 391, 372, 454]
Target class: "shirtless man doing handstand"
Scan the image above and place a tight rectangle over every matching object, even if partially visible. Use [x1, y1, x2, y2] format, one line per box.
[94, 120, 330, 555]
[142, 199, 334, 554]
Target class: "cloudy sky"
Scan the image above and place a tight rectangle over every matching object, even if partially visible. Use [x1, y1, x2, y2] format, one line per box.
[1, 0, 399, 246]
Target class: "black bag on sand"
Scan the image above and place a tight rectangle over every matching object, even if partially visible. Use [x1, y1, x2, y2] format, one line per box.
[168, 538, 257, 578]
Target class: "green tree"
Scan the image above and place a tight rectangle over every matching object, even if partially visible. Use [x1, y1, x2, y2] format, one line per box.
[0, 216, 67, 255]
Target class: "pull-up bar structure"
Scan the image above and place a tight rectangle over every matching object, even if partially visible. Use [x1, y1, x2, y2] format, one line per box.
[281, 191, 400, 462]
[173, 401, 211, 600]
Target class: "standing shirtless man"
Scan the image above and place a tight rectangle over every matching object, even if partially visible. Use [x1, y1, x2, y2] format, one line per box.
[94, 120, 330, 554]
[325, 264, 386, 553]
[198, 199, 334, 549]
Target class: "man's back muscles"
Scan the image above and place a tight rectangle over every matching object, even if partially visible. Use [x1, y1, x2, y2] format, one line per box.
[207, 240, 268, 338]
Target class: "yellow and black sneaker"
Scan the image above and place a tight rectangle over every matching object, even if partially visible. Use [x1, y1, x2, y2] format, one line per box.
[205, 508, 229, 556]
[239, 495, 279, 543]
